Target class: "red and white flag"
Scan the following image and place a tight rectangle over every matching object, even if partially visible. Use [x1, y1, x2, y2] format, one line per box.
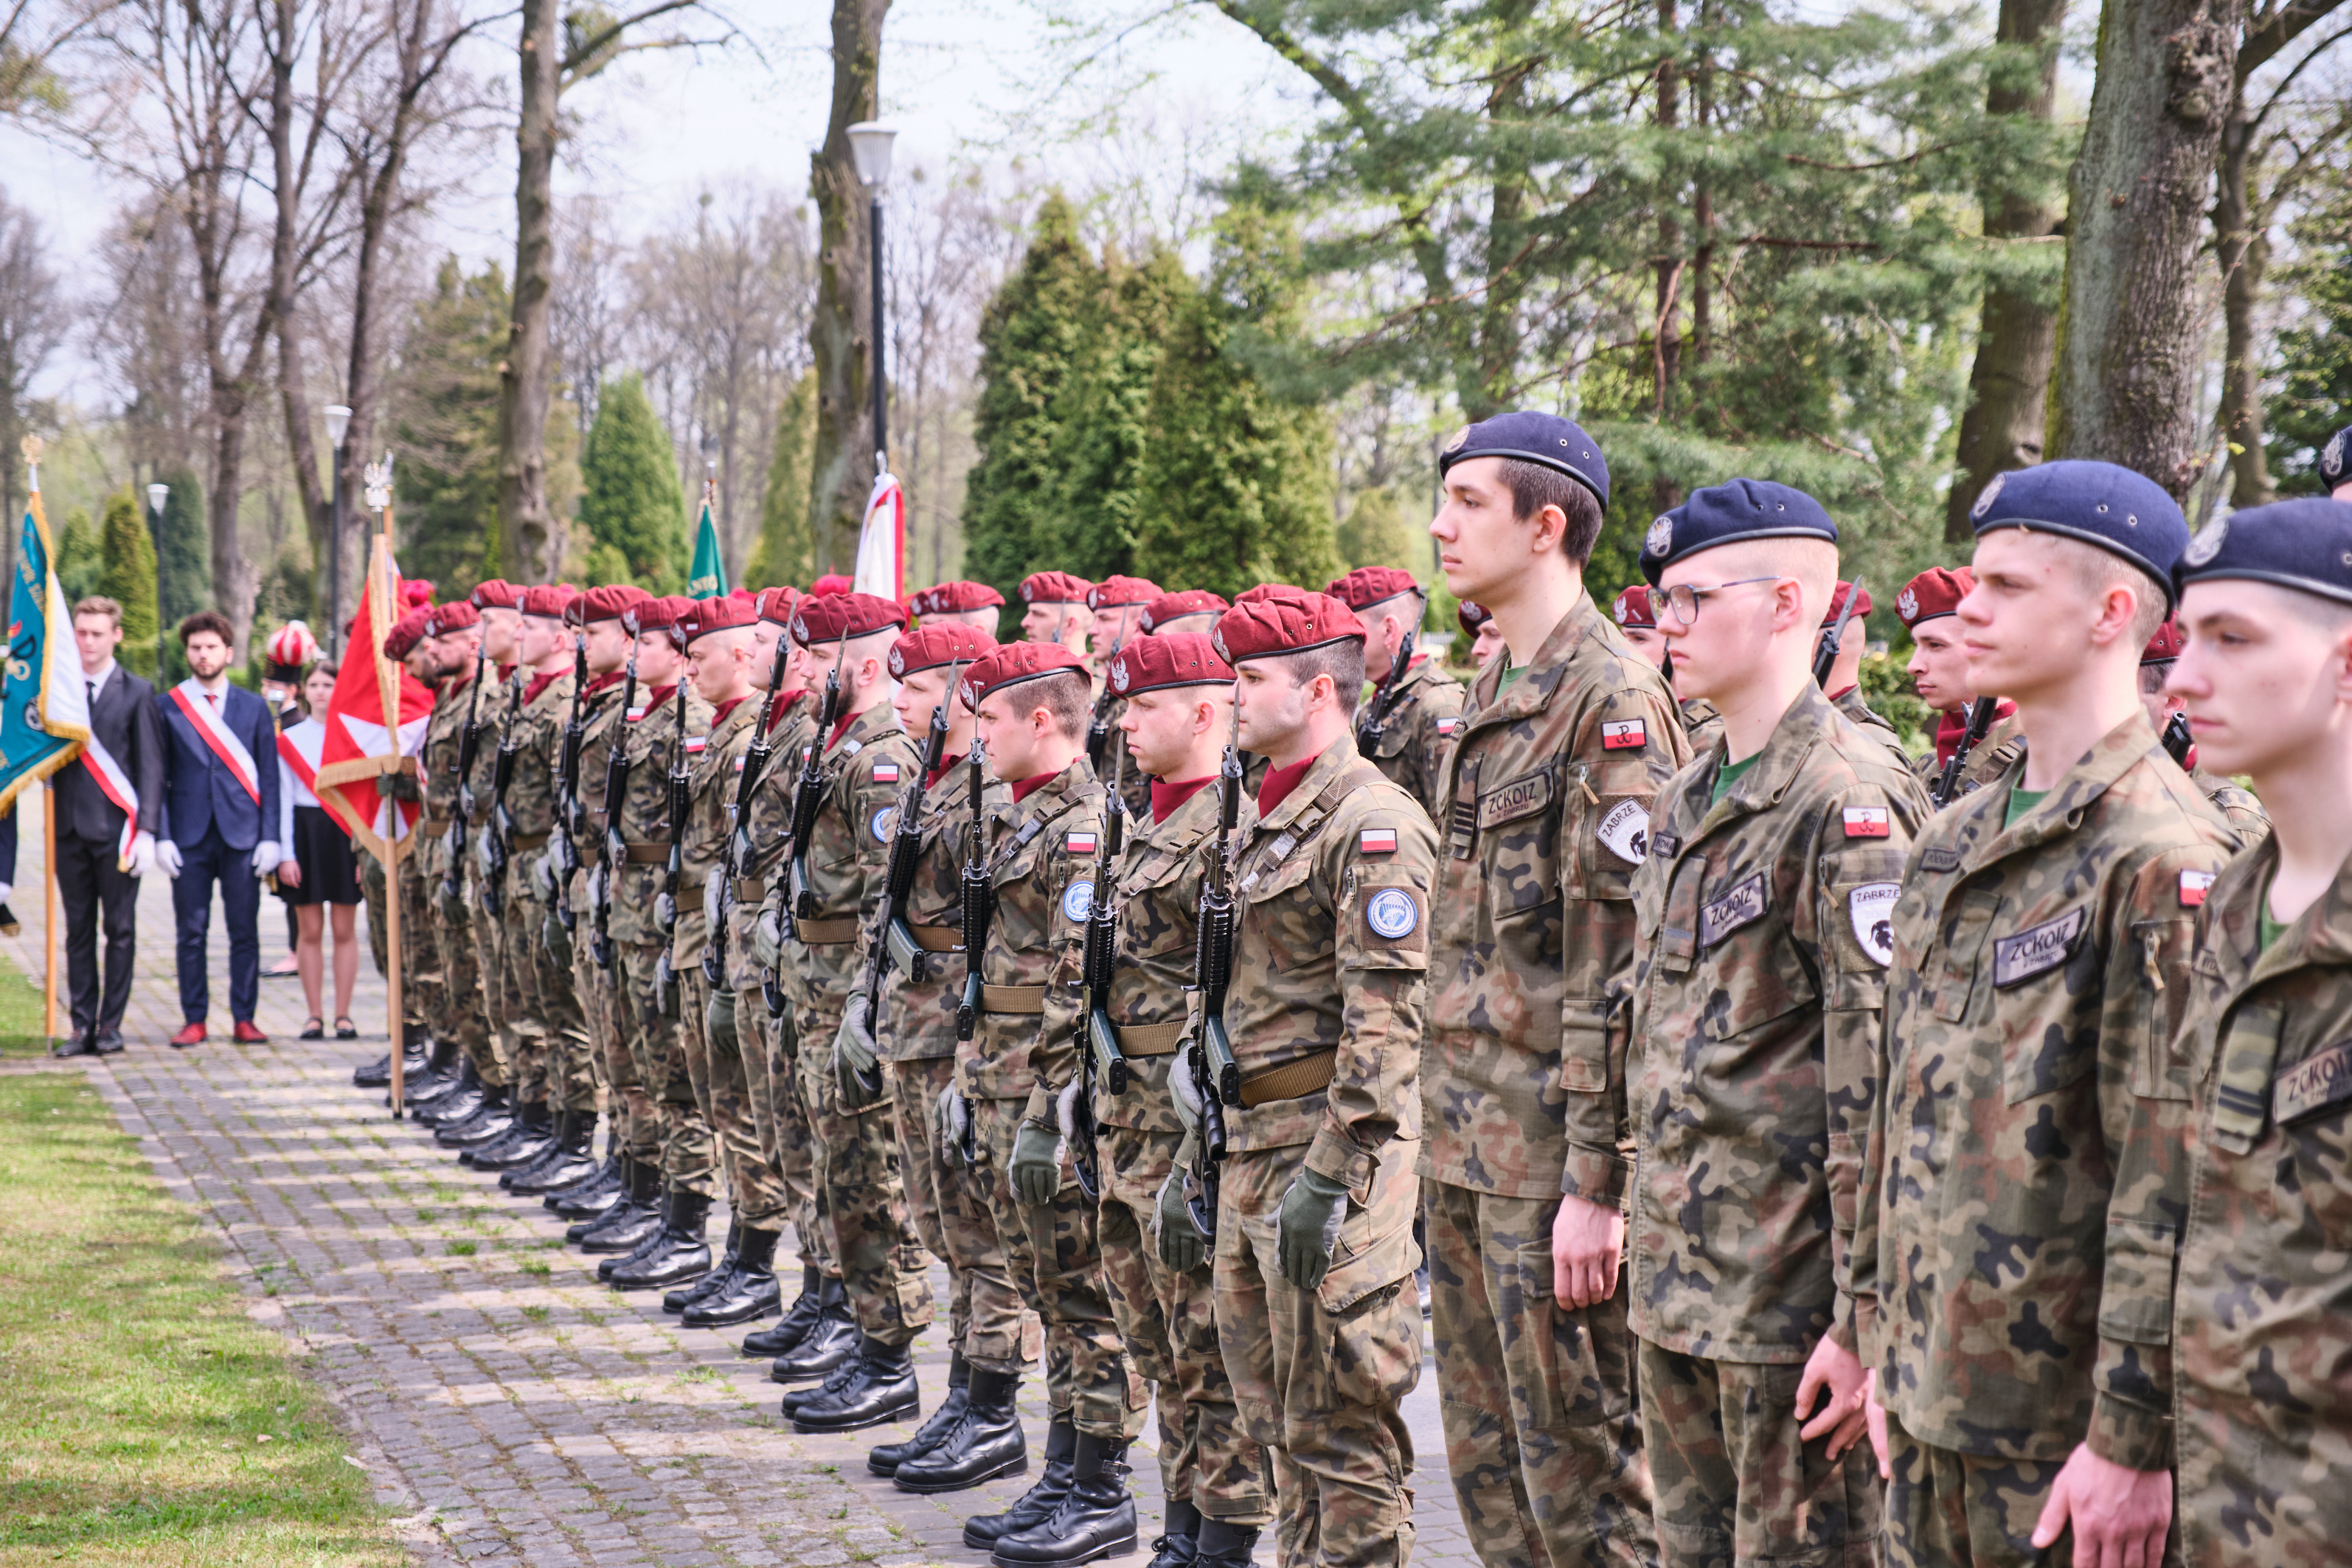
[315, 534, 434, 860]
[852, 465, 906, 605]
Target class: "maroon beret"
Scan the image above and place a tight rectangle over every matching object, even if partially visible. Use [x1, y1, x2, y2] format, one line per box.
[1139, 589, 1229, 633]
[426, 600, 479, 638]
[957, 640, 1088, 714]
[1457, 600, 1492, 637]
[1086, 575, 1163, 611]
[519, 583, 577, 619]
[1895, 568, 1972, 630]
[384, 607, 433, 661]
[889, 622, 995, 679]
[1325, 566, 1421, 611]
[684, 594, 759, 645]
[794, 590, 909, 646]
[622, 594, 693, 638]
[1822, 580, 1872, 628]
[911, 580, 1005, 616]
[1109, 632, 1232, 697]
[403, 580, 437, 610]
[470, 579, 521, 611]
[754, 586, 799, 625]
[576, 584, 649, 625]
[1212, 588, 1366, 664]
[2143, 619, 2188, 663]
[1611, 585, 1657, 630]
[1020, 570, 1094, 607]
[810, 573, 854, 597]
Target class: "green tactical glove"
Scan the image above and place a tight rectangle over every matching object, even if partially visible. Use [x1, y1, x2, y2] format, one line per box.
[937, 1085, 971, 1169]
[752, 903, 784, 968]
[1009, 1120, 1063, 1209]
[833, 993, 883, 1110]
[706, 986, 738, 1056]
[1156, 1165, 1206, 1274]
[1275, 1168, 1353, 1291]
[542, 908, 572, 967]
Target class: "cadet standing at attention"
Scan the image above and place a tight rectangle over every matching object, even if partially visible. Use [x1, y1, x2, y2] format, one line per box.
[1139, 589, 1229, 640]
[1612, 583, 1721, 754]
[448, 581, 527, 1155]
[1852, 462, 2237, 1568]
[2160, 496, 2352, 1566]
[1420, 413, 1682, 1568]
[1022, 572, 1096, 651]
[1893, 568, 2024, 806]
[2135, 619, 2269, 845]
[1815, 581, 1912, 771]
[1210, 587, 1436, 1568]
[1085, 575, 1165, 822]
[1629, 481, 1925, 1565]
[1325, 567, 1465, 822]
[417, 602, 504, 1128]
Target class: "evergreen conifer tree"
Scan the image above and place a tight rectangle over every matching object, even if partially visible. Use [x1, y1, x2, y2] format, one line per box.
[99, 488, 162, 679]
[152, 471, 207, 681]
[393, 260, 513, 593]
[56, 504, 101, 607]
[579, 370, 687, 592]
[748, 369, 818, 588]
[2265, 190, 2352, 496]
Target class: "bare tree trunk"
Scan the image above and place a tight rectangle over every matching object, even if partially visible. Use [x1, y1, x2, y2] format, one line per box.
[2213, 110, 2272, 507]
[1943, 0, 2069, 540]
[2047, 0, 2246, 496]
[496, 0, 560, 582]
[805, 0, 889, 577]
[267, 0, 329, 615]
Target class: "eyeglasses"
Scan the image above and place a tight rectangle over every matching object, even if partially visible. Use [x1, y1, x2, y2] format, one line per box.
[1659, 577, 1783, 626]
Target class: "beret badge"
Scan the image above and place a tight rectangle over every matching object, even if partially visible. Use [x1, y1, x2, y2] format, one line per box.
[2182, 516, 2228, 569]
[1896, 587, 1918, 620]
[793, 616, 810, 641]
[888, 647, 905, 677]
[1643, 515, 1673, 559]
[1111, 658, 1130, 693]
[2323, 427, 2347, 485]
[1971, 471, 2005, 519]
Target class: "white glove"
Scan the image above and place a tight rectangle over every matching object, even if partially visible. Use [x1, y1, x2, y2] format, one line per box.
[156, 839, 184, 879]
[253, 841, 280, 877]
[1169, 1047, 1204, 1135]
[128, 830, 156, 879]
[0, 881, 12, 905]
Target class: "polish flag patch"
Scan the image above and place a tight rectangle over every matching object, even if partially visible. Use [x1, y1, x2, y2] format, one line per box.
[2180, 869, 2216, 908]
[684, 736, 707, 754]
[1601, 719, 1648, 751]
[1435, 717, 1462, 737]
[1067, 831, 1098, 855]
[1842, 806, 1891, 839]
[1361, 828, 1398, 854]
[626, 707, 647, 722]
[734, 755, 749, 771]
[873, 762, 901, 783]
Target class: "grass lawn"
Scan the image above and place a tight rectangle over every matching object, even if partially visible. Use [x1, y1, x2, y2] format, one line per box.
[0, 1072, 406, 1566]
[0, 943, 54, 1058]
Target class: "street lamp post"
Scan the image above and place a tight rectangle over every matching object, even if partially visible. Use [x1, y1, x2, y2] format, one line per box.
[847, 122, 898, 476]
[324, 404, 353, 658]
[146, 482, 168, 676]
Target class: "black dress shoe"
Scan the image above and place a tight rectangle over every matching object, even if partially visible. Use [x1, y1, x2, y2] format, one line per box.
[957, 1412, 1069, 1536]
[1144, 1501, 1199, 1568]
[872, 1351, 969, 1477]
[743, 1263, 825, 1357]
[684, 1227, 782, 1328]
[988, 1432, 1135, 1568]
[605, 1188, 713, 1291]
[666, 1218, 740, 1311]
[92, 1029, 125, 1057]
[52, 1035, 94, 1058]
[790, 1336, 920, 1433]
[769, 1277, 858, 1382]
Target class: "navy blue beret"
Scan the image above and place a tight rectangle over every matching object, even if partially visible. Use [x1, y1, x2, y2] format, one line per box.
[1638, 478, 1837, 586]
[2175, 497, 2352, 608]
[2320, 423, 2351, 488]
[1437, 411, 1609, 507]
[1966, 459, 2188, 611]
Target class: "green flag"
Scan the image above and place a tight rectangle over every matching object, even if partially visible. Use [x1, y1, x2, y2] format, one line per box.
[687, 490, 727, 599]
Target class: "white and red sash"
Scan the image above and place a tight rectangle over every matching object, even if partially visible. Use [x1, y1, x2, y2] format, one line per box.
[276, 721, 323, 802]
[78, 735, 141, 869]
[170, 679, 263, 806]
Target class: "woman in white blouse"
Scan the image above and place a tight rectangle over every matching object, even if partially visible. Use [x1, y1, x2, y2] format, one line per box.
[274, 662, 364, 1038]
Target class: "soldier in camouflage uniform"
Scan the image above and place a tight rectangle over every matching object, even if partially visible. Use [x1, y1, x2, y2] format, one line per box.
[1139, 589, 1230, 641]
[909, 578, 1007, 637]
[2136, 619, 2268, 847]
[1423, 415, 1679, 1568]
[764, 591, 935, 1433]
[946, 639, 1141, 1561]
[416, 603, 504, 1126]
[1021, 570, 1095, 651]
[594, 596, 721, 1288]
[1085, 576, 1163, 822]
[1207, 587, 1435, 1568]
[1326, 567, 1466, 822]
[1895, 566, 2027, 807]
[1457, 598, 1508, 673]
[2161, 496, 2352, 1567]
[1100, 634, 1274, 1568]
[1816, 580, 1914, 772]
[1612, 583, 1722, 756]
[1629, 485, 1924, 1566]
[1852, 462, 2237, 1568]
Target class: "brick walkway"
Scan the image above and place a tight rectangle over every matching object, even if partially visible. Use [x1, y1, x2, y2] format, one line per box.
[4, 791, 1473, 1568]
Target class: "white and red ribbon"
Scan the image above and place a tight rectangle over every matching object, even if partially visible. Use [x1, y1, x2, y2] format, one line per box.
[170, 679, 263, 805]
[77, 735, 140, 869]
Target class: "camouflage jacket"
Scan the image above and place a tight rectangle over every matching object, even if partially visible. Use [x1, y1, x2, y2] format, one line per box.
[1423, 593, 1692, 1203]
[608, 684, 711, 949]
[740, 689, 821, 889]
[2190, 766, 2267, 849]
[872, 753, 1007, 1062]
[962, 757, 1105, 1107]
[420, 666, 482, 881]
[566, 674, 628, 917]
[1223, 735, 1435, 1190]
[1089, 695, 1156, 823]
[670, 697, 760, 971]
[2171, 835, 2352, 1564]
[1681, 697, 1724, 755]
[1098, 778, 1235, 1136]
[1627, 684, 1926, 1362]
[1360, 656, 1468, 821]
[1854, 713, 2235, 1468]
[463, 666, 521, 863]
[771, 701, 918, 1005]
[505, 666, 577, 848]
[1912, 705, 2028, 808]
[1831, 684, 1916, 774]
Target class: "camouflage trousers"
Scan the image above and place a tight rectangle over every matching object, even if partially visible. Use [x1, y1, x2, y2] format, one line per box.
[797, 991, 933, 1347]
[745, 991, 828, 1271]
[468, 864, 533, 1092]
[397, 851, 444, 1034]
[573, 941, 646, 1158]
[431, 863, 502, 1089]
[889, 1052, 1035, 1371]
[680, 964, 787, 1230]
[510, 878, 592, 1114]
[1218, 1141, 1420, 1568]
[1880, 1412, 2078, 1568]
[363, 853, 389, 979]
[1423, 1181, 1654, 1568]
[1100, 1120, 1270, 1525]
[969, 1094, 1145, 1443]
[1637, 1341, 1879, 1567]
[617, 939, 716, 1197]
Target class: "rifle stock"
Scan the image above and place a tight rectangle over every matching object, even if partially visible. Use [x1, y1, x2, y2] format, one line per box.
[592, 645, 640, 971]
[852, 686, 954, 1100]
[1931, 695, 1999, 809]
[1184, 710, 1244, 1241]
[705, 631, 796, 986]
[787, 669, 844, 922]
[1356, 623, 1419, 752]
[1813, 577, 1865, 690]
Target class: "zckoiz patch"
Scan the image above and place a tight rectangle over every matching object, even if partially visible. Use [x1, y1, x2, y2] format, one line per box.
[1848, 882, 1901, 967]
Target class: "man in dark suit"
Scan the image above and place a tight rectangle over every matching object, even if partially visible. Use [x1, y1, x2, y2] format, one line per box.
[154, 611, 280, 1048]
[52, 597, 166, 1057]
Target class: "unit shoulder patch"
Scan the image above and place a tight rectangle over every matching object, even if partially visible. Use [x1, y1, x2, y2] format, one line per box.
[1842, 806, 1890, 839]
[1601, 718, 1648, 751]
[1848, 882, 1900, 966]
[1596, 799, 1649, 864]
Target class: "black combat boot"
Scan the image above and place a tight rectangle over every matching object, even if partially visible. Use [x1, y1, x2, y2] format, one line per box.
[743, 1263, 824, 1357]
[898, 1366, 1030, 1495]
[436, 1084, 514, 1147]
[870, 1351, 968, 1477]
[666, 1218, 740, 1312]
[507, 1108, 598, 1193]
[547, 1133, 622, 1211]
[414, 1060, 484, 1125]
[580, 1159, 665, 1255]
[768, 1276, 857, 1383]
[955, 1409, 1069, 1538]
[1190, 1519, 1257, 1568]
[789, 1335, 920, 1433]
[605, 1187, 712, 1291]
[465, 1100, 555, 1170]
[684, 1227, 781, 1328]
[780, 1354, 861, 1417]
[988, 1431, 1136, 1568]
[405, 1054, 472, 1116]
[1145, 1500, 1201, 1568]
[353, 1050, 394, 1089]
[394, 1038, 462, 1106]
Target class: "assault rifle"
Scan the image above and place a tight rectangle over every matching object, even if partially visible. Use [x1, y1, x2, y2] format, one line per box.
[1813, 577, 1865, 690]
[444, 644, 487, 904]
[1184, 703, 1244, 1241]
[948, 736, 993, 1164]
[653, 676, 688, 1016]
[1356, 621, 1419, 753]
[1930, 695, 1999, 810]
[785, 668, 844, 922]
[551, 631, 589, 932]
[1070, 769, 1128, 1204]
[2162, 710, 2193, 769]
[591, 640, 640, 971]
[479, 668, 525, 917]
[849, 672, 958, 1100]
[704, 631, 795, 987]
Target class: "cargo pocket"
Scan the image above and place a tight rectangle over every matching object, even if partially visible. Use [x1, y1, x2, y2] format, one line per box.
[1515, 1229, 1634, 1430]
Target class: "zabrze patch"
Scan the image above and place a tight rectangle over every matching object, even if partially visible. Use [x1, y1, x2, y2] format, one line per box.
[1596, 799, 1649, 864]
[1699, 873, 1768, 947]
[2180, 868, 2216, 907]
[1062, 878, 1096, 923]
[1602, 718, 1648, 750]
[1993, 906, 2087, 988]
[1848, 882, 1901, 967]
[1366, 887, 1420, 940]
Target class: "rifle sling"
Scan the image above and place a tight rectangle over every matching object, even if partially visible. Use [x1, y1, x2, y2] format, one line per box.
[1238, 1047, 1337, 1108]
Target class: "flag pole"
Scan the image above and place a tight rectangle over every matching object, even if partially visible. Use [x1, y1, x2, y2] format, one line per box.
[366, 459, 406, 1120]
[43, 783, 56, 1041]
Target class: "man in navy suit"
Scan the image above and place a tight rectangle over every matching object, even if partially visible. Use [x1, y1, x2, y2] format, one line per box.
[154, 611, 280, 1047]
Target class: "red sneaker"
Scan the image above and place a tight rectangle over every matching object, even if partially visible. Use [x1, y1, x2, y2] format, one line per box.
[170, 1021, 207, 1049]
[232, 1020, 269, 1044]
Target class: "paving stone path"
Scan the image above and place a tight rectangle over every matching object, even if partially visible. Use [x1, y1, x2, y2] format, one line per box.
[4, 791, 1474, 1568]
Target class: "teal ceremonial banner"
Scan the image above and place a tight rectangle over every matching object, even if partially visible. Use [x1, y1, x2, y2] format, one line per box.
[0, 490, 89, 814]
[687, 493, 728, 600]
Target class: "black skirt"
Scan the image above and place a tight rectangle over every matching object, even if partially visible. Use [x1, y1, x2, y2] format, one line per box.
[285, 802, 363, 906]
